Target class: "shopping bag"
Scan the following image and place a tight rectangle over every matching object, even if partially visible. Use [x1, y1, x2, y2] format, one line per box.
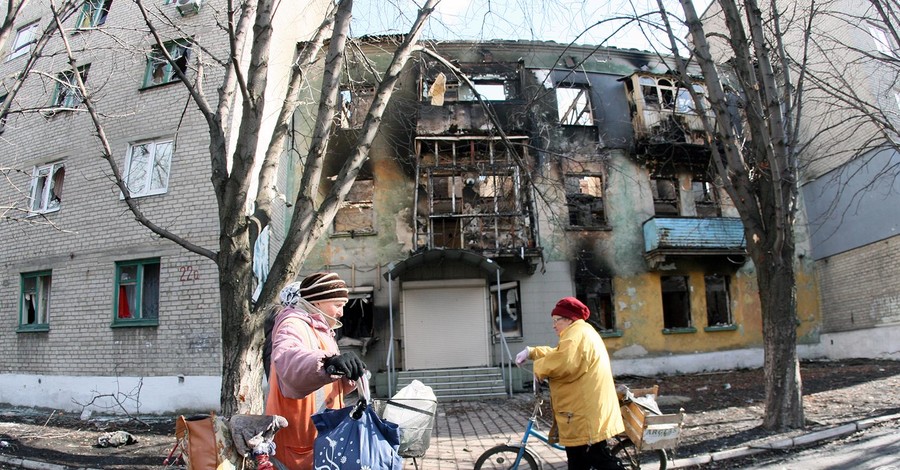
[312, 376, 402, 470]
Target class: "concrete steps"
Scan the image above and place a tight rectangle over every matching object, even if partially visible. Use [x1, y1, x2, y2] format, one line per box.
[396, 367, 509, 400]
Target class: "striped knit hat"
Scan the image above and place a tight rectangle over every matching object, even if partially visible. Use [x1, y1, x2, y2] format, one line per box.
[298, 272, 349, 304]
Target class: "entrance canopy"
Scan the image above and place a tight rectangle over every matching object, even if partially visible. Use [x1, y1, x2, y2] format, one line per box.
[383, 249, 502, 281]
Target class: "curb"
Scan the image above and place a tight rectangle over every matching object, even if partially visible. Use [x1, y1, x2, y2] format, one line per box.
[0, 453, 101, 470]
[668, 412, 900, 468]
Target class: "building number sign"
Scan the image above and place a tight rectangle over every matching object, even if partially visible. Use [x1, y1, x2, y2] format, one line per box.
[179, 266, 200, 281]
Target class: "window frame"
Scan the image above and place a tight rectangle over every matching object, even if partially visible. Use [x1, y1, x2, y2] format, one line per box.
[75, 0, 112, 29]
[19, 270, 52, 332]
[142, 40, 191, 88]
[51, 64, 89, 109]
[7, 22, 39, 61]
[575, 274, 619, 335]
[869, 26, 895, 57]
[651, 177, 680, 216]
[29, 161, 65, 214]
[112, 258, 161, 327]
[0, 94, 7, 133]
[565, 173, 606, 228]
[123, 138, 174, 197]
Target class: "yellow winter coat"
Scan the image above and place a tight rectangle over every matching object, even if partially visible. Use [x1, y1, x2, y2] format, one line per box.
[530, 319, 625, 447]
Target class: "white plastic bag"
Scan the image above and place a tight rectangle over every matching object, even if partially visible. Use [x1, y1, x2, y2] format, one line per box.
[382, 380, 437, 456]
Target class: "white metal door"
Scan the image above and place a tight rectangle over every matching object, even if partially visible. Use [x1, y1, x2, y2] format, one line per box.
[402, 279, 489, 370]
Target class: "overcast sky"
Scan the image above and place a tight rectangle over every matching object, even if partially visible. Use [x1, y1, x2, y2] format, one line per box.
[350, 0, 714, 53]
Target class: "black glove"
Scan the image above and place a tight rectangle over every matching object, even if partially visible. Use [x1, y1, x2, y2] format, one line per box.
[323, 353, 367, 380]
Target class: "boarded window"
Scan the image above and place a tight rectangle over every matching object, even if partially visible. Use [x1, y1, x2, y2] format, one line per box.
[705, 274, 732, 327]
[661, 275, 691, 329]
[566, 174, 605, 227]
[333, 179, 374, 235]
[576, 275, 615, 332]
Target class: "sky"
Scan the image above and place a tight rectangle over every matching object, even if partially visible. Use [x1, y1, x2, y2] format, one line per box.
[350, 0, 714, 53]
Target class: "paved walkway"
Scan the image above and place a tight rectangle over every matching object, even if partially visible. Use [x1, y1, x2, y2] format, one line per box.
[403, 396, 567, 469]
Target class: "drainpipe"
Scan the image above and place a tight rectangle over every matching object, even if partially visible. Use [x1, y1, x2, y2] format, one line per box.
[495, 268, 514, 397]
[387, 265, 395, 397]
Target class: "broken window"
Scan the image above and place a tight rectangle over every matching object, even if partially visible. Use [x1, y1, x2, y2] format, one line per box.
[124, 139, 173, 197]
[143, 40, 190, 87]
[19, 271, 51, 330]
[423, 76, 507, 103]
[869, 26, 895, 56]
[339, 85, 375, 129]
[661, 275, 692, 329]
[576, 275, 615, 332]
[333, 179, 375, 236]
[692, 179, 720, 217]
[8, 22, 38, 61]
[651, 177, 679, 216]
[114, 259, 160, 324]
[29, 161, 65, 214]
[638, 75, 707, 115]
[556, 86, 594, 125]
[76, 0, 112, 29]
[566, 174, 605, 227]
[705, 274, 732, 327]
[490, 282, 522, 339]
[52, 64, 89, 108]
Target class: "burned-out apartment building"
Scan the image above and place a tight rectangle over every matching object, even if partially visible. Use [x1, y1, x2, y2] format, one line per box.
[295, 38, 823, 396]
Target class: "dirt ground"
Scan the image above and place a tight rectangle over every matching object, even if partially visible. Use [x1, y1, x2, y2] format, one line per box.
[0, 358, 898, 469]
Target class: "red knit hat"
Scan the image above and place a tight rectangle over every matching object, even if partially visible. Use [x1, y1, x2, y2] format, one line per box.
[552, 297, 590, 321]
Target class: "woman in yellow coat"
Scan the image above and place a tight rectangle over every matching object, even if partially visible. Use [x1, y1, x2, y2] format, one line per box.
[516, 297, 625, 469]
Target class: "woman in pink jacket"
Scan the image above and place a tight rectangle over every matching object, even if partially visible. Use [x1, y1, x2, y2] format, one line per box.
[265, 272, 367, 469]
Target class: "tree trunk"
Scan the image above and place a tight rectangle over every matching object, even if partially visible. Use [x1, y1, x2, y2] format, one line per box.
[217, 241, 265, 415]
[748, 234, 804, 429]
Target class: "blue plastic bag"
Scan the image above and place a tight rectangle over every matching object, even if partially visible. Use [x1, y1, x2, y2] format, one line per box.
[312, 402, 402, 470]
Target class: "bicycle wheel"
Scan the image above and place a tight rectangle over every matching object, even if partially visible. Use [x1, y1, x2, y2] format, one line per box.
[611, 438, 667, 470]
[474, 444, 540, 470]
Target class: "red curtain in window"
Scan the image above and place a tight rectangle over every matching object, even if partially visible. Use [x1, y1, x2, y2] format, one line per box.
[118, 286, 132, 318]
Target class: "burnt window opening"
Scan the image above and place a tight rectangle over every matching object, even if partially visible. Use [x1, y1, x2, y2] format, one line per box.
[692, 179, 721, 217]
[423, 75, 508, 103]
[490, 281, 522, 339]
[651, 177, 679, 216]
[565, 174, 605, 227]
[333, 178, 375, 236]
[705, 274, 732, 327]
[661, 275, 691, 329]
[638, 76, 707, 115]
[335, 291, 377, 355]
[415, 138, 534, 253]
[556, 85, 594, 126]
[339, 85, 375, 129]
[576, 275, 615, 332]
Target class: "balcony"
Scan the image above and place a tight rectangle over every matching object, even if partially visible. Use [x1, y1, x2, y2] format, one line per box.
[643, 217, 746, 268]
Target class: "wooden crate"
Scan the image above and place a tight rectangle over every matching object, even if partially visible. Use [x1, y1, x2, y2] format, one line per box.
[618, 385, 685, 451]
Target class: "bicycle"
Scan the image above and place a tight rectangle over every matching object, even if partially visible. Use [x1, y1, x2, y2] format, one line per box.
[474, 382, 678, 470]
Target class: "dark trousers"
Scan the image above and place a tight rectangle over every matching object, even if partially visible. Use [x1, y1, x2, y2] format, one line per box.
[565, 440, 624, 470]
